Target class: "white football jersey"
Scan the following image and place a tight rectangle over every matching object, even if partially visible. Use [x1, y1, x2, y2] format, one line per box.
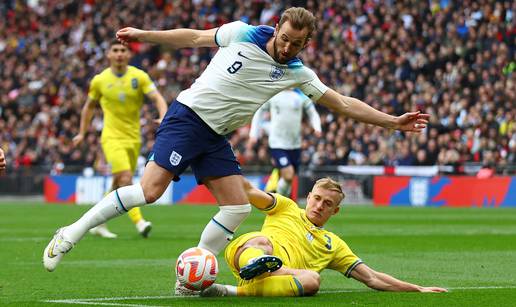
[249, 89, 322, 149]
[177, 21, 328, 135]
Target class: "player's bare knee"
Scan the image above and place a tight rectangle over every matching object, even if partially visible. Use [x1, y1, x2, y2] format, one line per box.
[140, 162, 175, 203]
[143, 190, 160, 204]
[281, 167, 295, 181]
[204, 175, 249, 205]
[140, 183, 162, 204]
[298, 271, 320, 296]
[118, 176, 132, 187]
[113, 171, 132, 189]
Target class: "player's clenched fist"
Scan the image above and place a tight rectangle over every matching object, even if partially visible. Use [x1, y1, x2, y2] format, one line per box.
[116, 27, 145, 45]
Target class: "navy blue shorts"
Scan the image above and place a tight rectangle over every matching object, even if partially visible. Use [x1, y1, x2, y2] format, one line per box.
[149, 101, 242, 184]
[269, 148, 301, 171]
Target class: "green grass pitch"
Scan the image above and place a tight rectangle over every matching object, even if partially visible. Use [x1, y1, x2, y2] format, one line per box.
[1, 202, 516, 306]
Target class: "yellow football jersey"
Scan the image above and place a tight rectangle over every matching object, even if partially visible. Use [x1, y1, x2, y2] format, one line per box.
[261, 194, 362, 277]
[88, 66, 157, 142]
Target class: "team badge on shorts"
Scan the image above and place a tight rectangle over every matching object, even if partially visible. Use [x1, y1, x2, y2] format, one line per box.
[269, 65, 285, 81]
[169, 151, 182, 166]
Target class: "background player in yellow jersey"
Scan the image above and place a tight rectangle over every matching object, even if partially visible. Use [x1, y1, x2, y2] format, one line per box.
[200, 177, 447, 296]
[73, 41, 167, 238]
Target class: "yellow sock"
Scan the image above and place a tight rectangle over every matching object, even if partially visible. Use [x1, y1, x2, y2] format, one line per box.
[238, 247, 265, 269]
[264, 169, 279, 192]
[237, 275, 302, 296]
[127, 207, 143, 224]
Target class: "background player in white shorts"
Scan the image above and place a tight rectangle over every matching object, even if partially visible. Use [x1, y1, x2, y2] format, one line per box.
[248, 88, 321, 196]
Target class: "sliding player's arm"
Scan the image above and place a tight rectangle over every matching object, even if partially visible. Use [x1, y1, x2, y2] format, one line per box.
[116, 27, 218, 49]
[242, 178, 275, 210]
[350, 263, 447, 292]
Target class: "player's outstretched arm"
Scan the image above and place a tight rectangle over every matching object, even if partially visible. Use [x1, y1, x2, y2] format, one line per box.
[316, 89, 429, 133]
[350, 263, 447, 292]
[73, 97, 98, 147]
[242, 178, 275, 210]
[116, 27, 218, 49]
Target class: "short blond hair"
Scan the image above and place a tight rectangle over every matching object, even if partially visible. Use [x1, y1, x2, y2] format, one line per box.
[278, 7, 316, 41]
[312, 177, 345, 204]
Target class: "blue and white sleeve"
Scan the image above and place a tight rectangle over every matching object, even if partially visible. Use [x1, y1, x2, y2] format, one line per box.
[215, 21, 248, 47]
[297, 67, 329, 102]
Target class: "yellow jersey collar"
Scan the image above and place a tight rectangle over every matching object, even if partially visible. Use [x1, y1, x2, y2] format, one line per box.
[301, 210, 324, 230]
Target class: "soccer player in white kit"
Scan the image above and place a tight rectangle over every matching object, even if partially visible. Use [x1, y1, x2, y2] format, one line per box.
[248, 88, 322, 196]
[43, 7, 429, 285]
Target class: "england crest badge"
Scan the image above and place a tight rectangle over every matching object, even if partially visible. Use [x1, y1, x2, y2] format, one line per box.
[269, 65, 285, 81]
[169, 151, 182, 166]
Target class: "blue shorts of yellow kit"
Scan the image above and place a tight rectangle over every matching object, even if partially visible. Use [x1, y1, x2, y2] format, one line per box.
[149, 101, 242, 184]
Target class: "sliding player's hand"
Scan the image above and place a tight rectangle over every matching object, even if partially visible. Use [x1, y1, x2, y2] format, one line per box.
[419, 286, 448, 293]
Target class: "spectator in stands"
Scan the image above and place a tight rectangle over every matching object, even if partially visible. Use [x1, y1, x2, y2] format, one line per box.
[0, 148, 6, 172]
[476, 162, 495, 179]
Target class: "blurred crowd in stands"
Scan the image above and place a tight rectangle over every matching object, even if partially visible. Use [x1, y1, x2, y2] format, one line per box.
[0, 0, 514, 176]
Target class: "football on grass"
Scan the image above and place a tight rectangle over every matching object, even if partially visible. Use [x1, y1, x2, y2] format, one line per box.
[176, 247, 218, 290]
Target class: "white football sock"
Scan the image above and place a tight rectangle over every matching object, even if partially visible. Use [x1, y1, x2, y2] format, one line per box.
[64, 184, 146, 242]
[225, 285, 237, 296]
[277, 178, 291, 197]
[198, 204, 252, 255]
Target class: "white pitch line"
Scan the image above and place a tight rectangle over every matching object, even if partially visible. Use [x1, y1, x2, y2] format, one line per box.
[15, 258, 174, 267]
[41, 285, 516, 306]
[47, 295, 177, 302]
[43, 301, 163, 307]
[0, 237, 48, 242]
[447, 286, 516, 290]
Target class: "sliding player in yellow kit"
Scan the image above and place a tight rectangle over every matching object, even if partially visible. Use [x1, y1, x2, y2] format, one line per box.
[201, 177, 447, 296]
[73, 40, 167, 238]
